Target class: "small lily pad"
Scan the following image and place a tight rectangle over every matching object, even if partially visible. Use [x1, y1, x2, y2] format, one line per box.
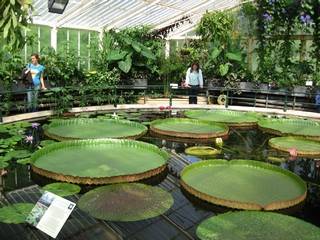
[0, 161, 9, 169]
[39, 140, 56, 147]
[185, 146, 221, 157]
[0, 203, 34, 224]
[5, 150, 32, 161]
[17, 158, 32, 165]
[42, 182, 81, 197]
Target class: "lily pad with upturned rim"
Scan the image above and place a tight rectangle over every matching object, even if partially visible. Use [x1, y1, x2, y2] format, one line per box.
[196, 211, 320, 240]
[0, 203, 34, 224]
[42, 182, 81, 197]
[150, 118, 229, 139]
[185, 146, 221, 158]
[78, 183, 173, 222]
[180, 159, 306, 210]
[269, 136, 320, 157]
[31, 139, 169, 185]
[44, 118, 148, 141]
[258, 118, 320, 139]
[184, 109, 260, 127]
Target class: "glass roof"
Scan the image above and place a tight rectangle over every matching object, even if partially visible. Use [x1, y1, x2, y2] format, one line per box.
[32, 0, 240, 37]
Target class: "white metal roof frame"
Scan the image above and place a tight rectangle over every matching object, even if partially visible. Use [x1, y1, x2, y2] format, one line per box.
[32, 0, 240, 38]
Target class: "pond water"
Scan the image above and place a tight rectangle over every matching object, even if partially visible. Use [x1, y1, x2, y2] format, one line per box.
[1, 109, 320, 239]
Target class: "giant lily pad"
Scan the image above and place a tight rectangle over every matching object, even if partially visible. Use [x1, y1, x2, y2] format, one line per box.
[185, 109, 259, 127]
[78, 183, 173, 221]
[185, 146, 221, 158]
[180, 159, 306, 210]
[269, 137, 320, 157]
[42, 183, 81, 197]
[31, 139, 169, 185]
[44, 118, 148, 141]
[150, 118, 229, 139]
[197, 211, 320, 240]
[258, 118, 320, 139]
[0, 203, 34, 224]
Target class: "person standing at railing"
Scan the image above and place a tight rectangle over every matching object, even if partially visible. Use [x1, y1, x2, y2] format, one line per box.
[185, 62, 203, 104]
[25, 53, 46, 112]
[316, 90, 320, 112]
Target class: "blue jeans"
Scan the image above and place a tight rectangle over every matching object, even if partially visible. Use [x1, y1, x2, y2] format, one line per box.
[27, 85, 40, 112]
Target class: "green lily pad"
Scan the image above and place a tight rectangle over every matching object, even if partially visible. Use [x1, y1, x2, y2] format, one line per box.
[185, 146, 221, 157]
[78, 183, 174, 221]
[185, 109, 260, 127]
[180, 159, 306, 210]
[196, 211, 320, 240]
[267, 156, 287, 163]
[258, 118, 320, 139]
[31, 139, 169, 185]
[269, 137, 320, 157]
[39, 140, 56, 147]
[0, 203, 34, 224]
[44, 118, 147, 140]
[150, 118, 229, 139]
[5, 150, 32, 161]
[42, 183, 81, 197]
[17, 158, 32, 165]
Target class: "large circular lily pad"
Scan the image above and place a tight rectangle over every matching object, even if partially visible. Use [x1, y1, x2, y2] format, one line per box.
[185, 109, 259, 127]
[258, 118, 320, 139]
[0, 203, 34, 224]
[269, 137, 320, 157]
[31, 139, 169, 185]
[78, 183, 173, 221]
[180, 159, 306, 210]
[44, 118, 147, 141]
[150, 118, 229, 139]
[196, 211, 320, 240]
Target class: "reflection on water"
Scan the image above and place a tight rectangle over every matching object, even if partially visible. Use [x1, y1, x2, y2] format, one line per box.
[1, 110, 320, 228]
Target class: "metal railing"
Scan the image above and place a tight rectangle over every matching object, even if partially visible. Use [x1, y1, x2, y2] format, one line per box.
[0, 84, 319, 119]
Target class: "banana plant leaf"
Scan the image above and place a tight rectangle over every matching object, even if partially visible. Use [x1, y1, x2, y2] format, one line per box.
[185, 109, 260, 127]
[78, 183, 173, 221]
[196, 211, 320, 240]
[42, 183, 81, 197]
[31, 139, 169, 185]
[0, 203, 34, 224]
[258, 118, 320, 139]
[180, 159, 306, 210]
[150, 118, 229, 139]
[44, 118, 147, 141]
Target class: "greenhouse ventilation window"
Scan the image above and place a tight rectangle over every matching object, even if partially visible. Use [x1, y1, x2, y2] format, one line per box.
[48, 0, 69, 14]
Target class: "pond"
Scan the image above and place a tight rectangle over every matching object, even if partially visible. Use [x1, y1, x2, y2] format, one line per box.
[1, 109, 320, 239]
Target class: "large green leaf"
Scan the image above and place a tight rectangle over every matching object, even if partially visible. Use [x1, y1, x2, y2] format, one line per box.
[226, 52, 242, 62]
[106, 50, 127, 61]
[140, 45, 156, 60]
[42, 183, 81, 197]
[181, 159, 306, 210]
[118, 54, 132, 73]
[44, 118, 147, 140]
[219, 63, 229, 76]
[210, 47, 222, 60]
[131, 41, 142, 52]
[196, 211, 320, 240]
[31, 139, 169, 184]
[0, 203, 34, 224]
[78, 183, 173, 221]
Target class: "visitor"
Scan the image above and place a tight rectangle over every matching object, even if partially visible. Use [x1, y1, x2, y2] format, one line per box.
[315, 90, 320, 112]
[185, 62, 203, 104]
[25, 53, 46, 112]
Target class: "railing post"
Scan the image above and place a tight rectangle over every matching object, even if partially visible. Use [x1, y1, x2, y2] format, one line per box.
[225, 90, 229, 108]
[283, 89, 288, 112]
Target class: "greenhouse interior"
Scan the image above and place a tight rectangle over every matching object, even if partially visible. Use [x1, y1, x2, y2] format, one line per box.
[1, 0, 320, 239]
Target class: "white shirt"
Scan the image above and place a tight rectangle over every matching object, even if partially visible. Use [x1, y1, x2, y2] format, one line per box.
[185, 67, 203, 88]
